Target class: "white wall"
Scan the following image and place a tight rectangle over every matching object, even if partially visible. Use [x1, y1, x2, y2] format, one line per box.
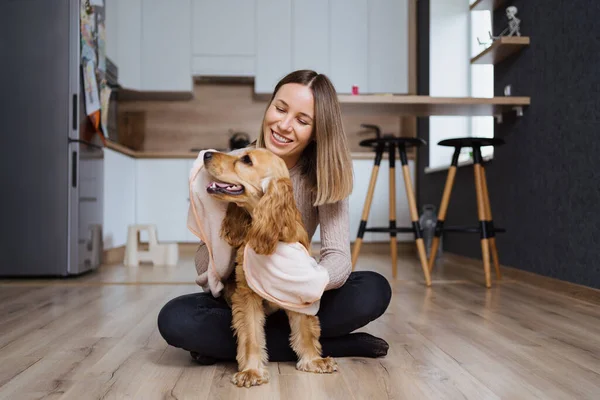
[470, 9, 495, 157]
[429, 0, 470, 169]
[103, 149, 137, 248]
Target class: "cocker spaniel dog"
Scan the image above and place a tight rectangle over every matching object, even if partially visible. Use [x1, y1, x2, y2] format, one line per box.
[203, 148, 337, 388]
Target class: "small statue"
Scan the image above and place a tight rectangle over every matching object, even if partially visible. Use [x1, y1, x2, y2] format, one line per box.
[489, 6, 521, 40]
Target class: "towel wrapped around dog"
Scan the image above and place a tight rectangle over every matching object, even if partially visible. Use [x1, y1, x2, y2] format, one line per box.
[187, 149, 330, 315]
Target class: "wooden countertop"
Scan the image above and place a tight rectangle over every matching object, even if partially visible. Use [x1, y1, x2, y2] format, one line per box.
[105, 141, 199, 159]
[105, 140, 412, 161]
[338, 95, 530, 116]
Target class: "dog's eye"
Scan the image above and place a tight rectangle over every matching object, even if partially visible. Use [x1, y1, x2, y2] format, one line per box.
[241, 155, 253, 166]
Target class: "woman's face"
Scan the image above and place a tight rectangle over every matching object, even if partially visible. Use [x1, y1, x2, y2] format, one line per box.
[262, 83, 314, 169]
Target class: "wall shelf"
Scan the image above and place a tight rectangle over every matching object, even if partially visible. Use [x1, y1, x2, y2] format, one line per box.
[471, 36, 530, 64]
[470, 0, 507, 11]
[337, 95, 530, 117]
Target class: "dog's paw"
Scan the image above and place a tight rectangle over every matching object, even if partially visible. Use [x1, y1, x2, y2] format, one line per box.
[296, 357, 338, 374]
[231, 368, 270, 388]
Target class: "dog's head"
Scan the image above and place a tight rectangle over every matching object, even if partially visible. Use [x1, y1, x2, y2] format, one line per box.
[204, 148, 306, 254]
[203, 148, 289, 210]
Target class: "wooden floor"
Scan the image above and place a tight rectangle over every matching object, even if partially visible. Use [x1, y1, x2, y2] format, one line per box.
[1, 244, 599, 399]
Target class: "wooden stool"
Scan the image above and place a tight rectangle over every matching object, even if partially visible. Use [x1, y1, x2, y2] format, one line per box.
[124, 224, 179, 267]
[427, 137, 505, 288]
[351, 126, 432, 287]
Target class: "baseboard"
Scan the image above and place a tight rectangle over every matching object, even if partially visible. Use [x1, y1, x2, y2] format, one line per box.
[446, 253, 600, 305]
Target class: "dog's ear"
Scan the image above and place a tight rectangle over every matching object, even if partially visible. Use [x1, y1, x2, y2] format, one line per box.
[220, 202, 252, 248]
[248, 178, 299, 255]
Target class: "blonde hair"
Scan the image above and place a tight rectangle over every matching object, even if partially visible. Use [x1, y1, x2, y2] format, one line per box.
[256, 70, 353, 206]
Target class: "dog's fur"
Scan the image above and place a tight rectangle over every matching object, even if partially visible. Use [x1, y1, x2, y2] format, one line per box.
[204, 148, 337, 388]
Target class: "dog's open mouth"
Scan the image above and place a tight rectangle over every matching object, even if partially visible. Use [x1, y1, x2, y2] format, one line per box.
[206, 181, 245, 195]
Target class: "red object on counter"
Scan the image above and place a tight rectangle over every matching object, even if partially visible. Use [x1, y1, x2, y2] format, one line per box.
[352, 85, 359, 95]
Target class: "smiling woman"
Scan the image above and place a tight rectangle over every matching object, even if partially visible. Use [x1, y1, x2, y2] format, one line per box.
[158, 70, 392, 367]
[256, 70, 353, 207]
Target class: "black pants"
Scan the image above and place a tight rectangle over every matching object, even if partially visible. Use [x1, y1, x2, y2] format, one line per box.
[157, 271, 392, 361]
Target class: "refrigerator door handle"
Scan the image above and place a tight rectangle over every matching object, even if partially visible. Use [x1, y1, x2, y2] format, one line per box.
[71, 150, 77, 188]
[72, 93, 77, 130]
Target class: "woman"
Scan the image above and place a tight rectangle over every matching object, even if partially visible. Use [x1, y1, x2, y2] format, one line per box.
[158, 70, 392, 364]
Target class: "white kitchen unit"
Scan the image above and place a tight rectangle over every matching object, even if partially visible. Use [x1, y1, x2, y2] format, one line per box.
[255, 0, 410, 95]
[191, 0, 256, 77]
[103, 149, 137, 249]
[312, 159, 416, 244]
[135, 159, 192, 243]
[141, 0, 193, 92]
[291, 0, 330, 75]
[329, 0, 369, 94]
[104, 0, 192, 93]
[368, 0, 410, 94]
[105, 0, 142, 90]
[255, 0, 293, 94]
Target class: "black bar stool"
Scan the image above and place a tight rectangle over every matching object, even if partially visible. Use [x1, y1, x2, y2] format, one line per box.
[351, 125, 432, 287]
[428, 137, 506, 288]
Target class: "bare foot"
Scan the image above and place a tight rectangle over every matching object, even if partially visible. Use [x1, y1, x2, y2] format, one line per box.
[231, 368, 270, 388]
[296, 357, 338, 374]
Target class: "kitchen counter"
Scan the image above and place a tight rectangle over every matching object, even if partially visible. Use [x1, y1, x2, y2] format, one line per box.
[105, 140, 413, 160]
[105, 141, 198, 159]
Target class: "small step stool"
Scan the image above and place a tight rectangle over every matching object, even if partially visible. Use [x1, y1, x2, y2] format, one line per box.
[124, 224, 178, 267]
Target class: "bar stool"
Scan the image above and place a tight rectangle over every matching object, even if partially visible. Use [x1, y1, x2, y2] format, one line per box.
[351, 125, 432, 287]
[427, 137, 505, 288]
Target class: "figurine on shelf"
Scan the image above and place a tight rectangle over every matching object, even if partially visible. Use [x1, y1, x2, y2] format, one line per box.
[477, 37, 492, 48]
[489, 6, 521, 40]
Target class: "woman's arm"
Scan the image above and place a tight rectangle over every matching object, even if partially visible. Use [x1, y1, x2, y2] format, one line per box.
[317, 197, 352, 290]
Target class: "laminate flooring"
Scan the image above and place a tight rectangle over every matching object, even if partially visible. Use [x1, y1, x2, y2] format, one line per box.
[1, 244, 599, 399]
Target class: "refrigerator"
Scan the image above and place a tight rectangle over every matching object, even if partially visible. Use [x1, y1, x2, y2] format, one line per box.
[0, 0, 109, 276]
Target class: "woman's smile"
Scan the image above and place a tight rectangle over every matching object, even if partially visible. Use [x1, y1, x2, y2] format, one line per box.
[270, 130, 293, 145]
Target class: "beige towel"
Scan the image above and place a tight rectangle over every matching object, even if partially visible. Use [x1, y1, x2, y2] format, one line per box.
[187, 150, 329, 315]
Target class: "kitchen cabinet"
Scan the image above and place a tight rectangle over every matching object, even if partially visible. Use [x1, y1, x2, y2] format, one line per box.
[255, 0, 410, 95]
[141, 0, 193, 92]
[312, 159, 415, 244]
[191, 0, 256, 77]
[104, 0, 192, 93]
[103, 149, 137, 249]
[329, 0, 369, 94]
[105, 0, 142, 90]
[135, 159, 191, 243]
[368, 0, 410, 93]
[291, 0, 329, 75]
[255, 0, 292, 94]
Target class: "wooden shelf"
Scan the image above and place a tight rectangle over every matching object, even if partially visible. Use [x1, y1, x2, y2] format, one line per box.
[470, 0, 506, 11]
[471, 36, 530, 64]
[337, 95, 530, 117]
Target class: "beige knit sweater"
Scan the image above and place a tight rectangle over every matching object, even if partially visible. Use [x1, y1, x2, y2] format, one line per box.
[194, 162, 352, 292]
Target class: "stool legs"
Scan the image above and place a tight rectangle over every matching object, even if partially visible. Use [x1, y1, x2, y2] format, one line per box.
[480, 165, 501, 279]
[399, 145, 432, 287]
[473, 147, 492, 288]
[388, 143, 398, 277]
[351, 148, 383, 270]
[428, 148, 460, 271]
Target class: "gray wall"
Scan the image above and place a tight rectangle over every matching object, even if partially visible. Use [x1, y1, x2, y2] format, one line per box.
[417, 0, 600, 289]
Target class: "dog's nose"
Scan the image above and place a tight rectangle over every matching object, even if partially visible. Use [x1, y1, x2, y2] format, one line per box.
[203, 152, 213, 162]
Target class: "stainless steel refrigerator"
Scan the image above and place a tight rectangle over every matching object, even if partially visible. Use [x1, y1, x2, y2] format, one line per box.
[0, 0, 106, 276]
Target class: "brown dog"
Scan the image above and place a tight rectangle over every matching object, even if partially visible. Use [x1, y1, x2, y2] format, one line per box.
[203, 148, 337, 388]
